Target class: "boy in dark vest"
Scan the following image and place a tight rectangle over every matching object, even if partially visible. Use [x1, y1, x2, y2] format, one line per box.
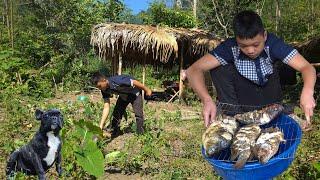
[186, 10, 316, 129]
[92, 72, 152, 138]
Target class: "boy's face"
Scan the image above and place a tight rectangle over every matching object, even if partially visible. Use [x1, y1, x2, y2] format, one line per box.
[96, 79, 108, 91]
[236, 31, 267, 60]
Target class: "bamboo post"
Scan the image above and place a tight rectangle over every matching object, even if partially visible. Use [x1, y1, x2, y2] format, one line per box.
[118, 52, 122, 75]
[10, 0, 13, 49]
[311, 63, 320, 67]
[193, 0, 197, 28]
[111, 55, 115, 75]
[178, 46, 184, 99]
[142, 57, 146, 100]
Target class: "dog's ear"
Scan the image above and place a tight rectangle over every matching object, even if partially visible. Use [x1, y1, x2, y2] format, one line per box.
[35, 109, 44, 120]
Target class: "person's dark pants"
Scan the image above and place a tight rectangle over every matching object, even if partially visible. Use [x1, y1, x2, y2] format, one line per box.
[111, 93, 144, 135]
[210, 64, 283, 115]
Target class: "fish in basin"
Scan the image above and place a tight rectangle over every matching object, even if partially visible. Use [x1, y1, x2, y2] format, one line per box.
[253, 127, 285, 164]
[234, 104, 284, 125]
[231, 124, 261, 169]
[202, 115, 239, 157]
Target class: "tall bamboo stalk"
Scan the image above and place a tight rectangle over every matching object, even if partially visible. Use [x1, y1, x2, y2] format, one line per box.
[4, 0, 10, 40]
[10, 0, 13, 49]
[193, 0, 197, 28]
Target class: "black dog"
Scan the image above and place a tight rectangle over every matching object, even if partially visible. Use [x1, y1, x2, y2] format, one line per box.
[6, 109, 64, 180]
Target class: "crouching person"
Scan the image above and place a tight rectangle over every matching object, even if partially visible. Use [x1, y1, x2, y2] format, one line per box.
[91, 72, 152, 138]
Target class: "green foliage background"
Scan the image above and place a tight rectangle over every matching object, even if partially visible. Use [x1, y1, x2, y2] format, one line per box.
[0, 0, 319, 179]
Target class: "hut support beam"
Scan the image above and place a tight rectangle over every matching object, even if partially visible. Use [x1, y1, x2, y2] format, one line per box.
[311, 63, 320, 67]
[118, 52, 122, 75]
[112, 55, 116, 75]
[179, 47, 184, 99]
[142, 57, 146, 100]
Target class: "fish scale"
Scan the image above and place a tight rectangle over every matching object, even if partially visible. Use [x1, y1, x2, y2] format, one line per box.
[202, 115, 239, 157]
[253, 127, 285, 164]
[234, 104, 284, 125]
[231, 124, 261, 169]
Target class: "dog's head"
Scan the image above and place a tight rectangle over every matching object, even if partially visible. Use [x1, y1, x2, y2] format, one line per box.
[35, 109, 64, 133]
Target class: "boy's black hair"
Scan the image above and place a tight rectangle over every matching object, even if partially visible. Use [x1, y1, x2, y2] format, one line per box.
[91, 72, 107, 85]
[233, 10, 265, 39]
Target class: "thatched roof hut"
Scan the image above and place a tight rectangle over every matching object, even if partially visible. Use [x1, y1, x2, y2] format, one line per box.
[90, 23, 222, 66]
[90, 23, 222, 98]
[295, 36, 320, 64]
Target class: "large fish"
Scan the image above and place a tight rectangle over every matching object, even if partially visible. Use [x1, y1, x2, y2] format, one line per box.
[253, 127, 285, 164]
[202, 115, 239, 157]
[231, 124, 261, 169]
[234, 104, 284, 125]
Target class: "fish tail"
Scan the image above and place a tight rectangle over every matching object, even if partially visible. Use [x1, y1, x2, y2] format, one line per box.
[233, 152, 250, 169]
[230, 150, 239, 161]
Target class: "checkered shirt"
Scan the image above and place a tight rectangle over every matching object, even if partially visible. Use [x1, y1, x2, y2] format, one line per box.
[210, 32, 298, 85]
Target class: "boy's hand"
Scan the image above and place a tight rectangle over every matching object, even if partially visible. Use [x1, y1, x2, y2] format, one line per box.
[145, 88, 152, 96]
[300, 89, 316, 128]
[202, 99, 217, 127]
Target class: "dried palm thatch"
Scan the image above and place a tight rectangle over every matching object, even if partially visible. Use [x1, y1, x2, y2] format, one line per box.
[90, 23, 221, 64]
[294, 36, 320, 63]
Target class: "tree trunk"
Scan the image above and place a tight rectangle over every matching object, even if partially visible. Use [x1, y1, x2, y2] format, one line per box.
[10, 0, 13, 49]
[310, 0, 314, 31]
[193, 0, 197, 27]
[212, 0, 229, 37]
[4, 0, 10, 40]
[256, 0, 266, 16]
[275, 0, 280, 34]
[2, 0, 5, 24]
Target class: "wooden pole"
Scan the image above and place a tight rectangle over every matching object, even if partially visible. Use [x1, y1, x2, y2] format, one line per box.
[142, 59, 146, 85]
[118, 52, 122, 75]
[311, 63, 320, 67]
[112, 55, 116, 75]
[178, 46, 184, 99]
[10, 0, 13, 49]
[193, 0, 197, 28]
[4, 0, 10, 40]
[142, 57, 146, 100]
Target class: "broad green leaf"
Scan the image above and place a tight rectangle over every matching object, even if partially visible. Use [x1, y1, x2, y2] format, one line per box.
[75, 119, 103, 137]
[83, 120, 103, 137]
[75, 139, 104, 177]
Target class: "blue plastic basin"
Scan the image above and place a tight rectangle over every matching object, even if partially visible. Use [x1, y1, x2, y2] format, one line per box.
[202, 114, 302, 180]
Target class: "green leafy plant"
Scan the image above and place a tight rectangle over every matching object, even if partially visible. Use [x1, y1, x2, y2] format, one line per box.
[73, 119, 104, 178]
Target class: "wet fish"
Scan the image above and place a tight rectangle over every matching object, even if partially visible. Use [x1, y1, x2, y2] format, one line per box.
[231, 124, 261, 169]
[234, 104, 284, 125]
[202, 115, 239, 157]
[253, 127, 285, 164]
